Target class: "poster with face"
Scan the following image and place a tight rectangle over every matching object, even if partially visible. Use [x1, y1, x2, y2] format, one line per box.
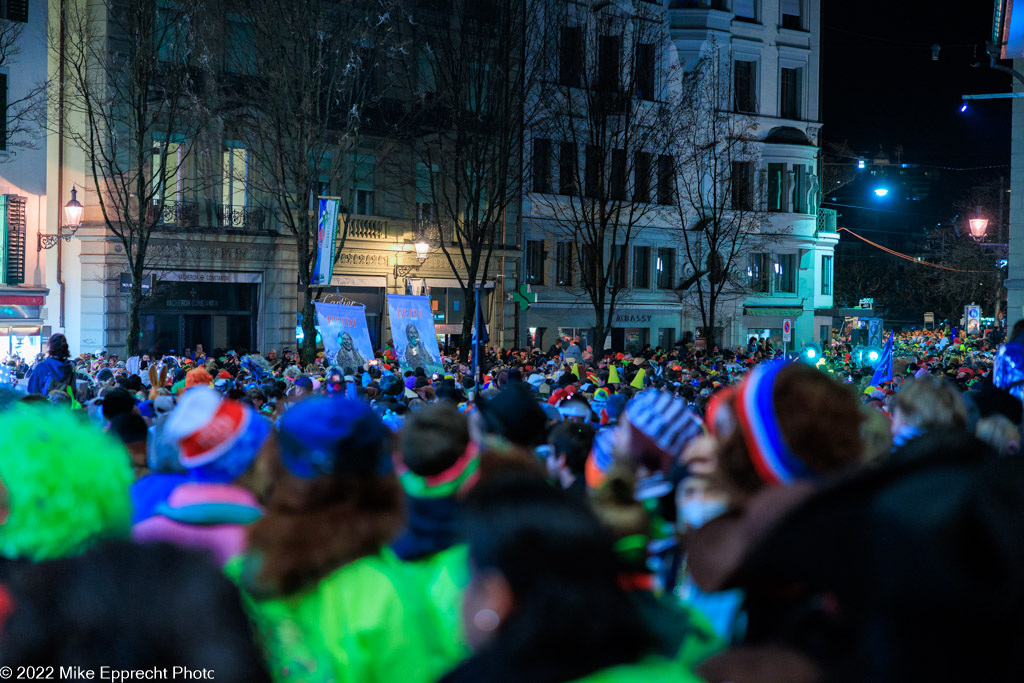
[314, 302, 375, 372]
[387, 294, 443, 375]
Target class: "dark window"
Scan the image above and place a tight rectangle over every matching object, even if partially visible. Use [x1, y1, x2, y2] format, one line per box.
[792, 163, 809, 213]
[734, 60, 756, 113]
[585, 145, 603, 198]
[559, 142, 578, 195]
[634, 152, 651, 203]
[610, 149, 627, 200]
[3, 0, 28, 22]
[657, 155, 674, 205]
[560, 26, 583, 87]
[821, 255, 832, 295]
[598, 35, 621, 92]
[526, 240, 545, 284]
[533, 138, 552, 193]
[632, 246, 651, 288]
[781, 0, 802, 29]
[749, 252, 770, 293]
[656, 247, 675, 289]
[582, 244, 597, 290]
[613, 245, 628, 289]
[731, 161, 754, 210]
[781, 67, 801, 119]
[767, 162, 785, 212]
[636, 43, 655, 100]
[734, 0, 756, 21]
[0, 73, 6, 152]
[556, 241, 573, 286]
[775, 253, 796, 293]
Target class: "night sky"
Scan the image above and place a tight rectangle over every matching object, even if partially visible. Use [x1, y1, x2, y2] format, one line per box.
[822, 0, 1011, 169]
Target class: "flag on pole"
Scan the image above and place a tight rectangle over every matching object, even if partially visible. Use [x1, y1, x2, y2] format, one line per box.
[472, 286, 488, 383]
[870, 332, 894, 386]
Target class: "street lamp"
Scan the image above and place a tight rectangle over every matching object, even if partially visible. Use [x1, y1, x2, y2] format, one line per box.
[873, 187, 890, 197]
[39, 186, 85, 251]
[414, 238, 429, 263]
[969, 217, 989, 239]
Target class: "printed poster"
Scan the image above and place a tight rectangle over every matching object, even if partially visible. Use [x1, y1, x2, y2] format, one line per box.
[387, 294, 443, 374]
[312, 198, 341, 286]
[314, 302, 374, 371]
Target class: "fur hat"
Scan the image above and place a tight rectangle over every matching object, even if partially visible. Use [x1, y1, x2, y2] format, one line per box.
[0, 406, 132, 561]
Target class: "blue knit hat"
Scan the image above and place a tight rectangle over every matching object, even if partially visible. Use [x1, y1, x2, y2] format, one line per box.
[278, 398, 394, 479]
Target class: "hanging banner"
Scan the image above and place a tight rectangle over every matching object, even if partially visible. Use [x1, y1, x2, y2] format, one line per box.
[312, 198, 341, 286]
[387, 294, 443, 374]
[314, 302, 374, 371]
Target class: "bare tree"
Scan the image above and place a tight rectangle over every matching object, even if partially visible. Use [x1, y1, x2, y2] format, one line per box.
[53, 0, 213, 355]
[0, 11, 45, 156]
[820, 139, 859, 196]
[668, 46, 768, 350]
[528, 0, 673, 350]
[403, 0, 531, 358]
[235, 0, 400, 364]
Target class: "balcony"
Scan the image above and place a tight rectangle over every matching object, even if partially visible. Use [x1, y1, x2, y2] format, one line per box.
[816, 208, 837, 234]
[216, 204, 267, 232]
[344, 216, 390, 240]
[149, 200, 199, 229]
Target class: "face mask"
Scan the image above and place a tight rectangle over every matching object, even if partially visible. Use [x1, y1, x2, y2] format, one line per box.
[680, 499, 728, 530]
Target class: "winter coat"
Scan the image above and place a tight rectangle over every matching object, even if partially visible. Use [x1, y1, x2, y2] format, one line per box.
[27, 357, 71, 395]
[226, 548, 456, 683]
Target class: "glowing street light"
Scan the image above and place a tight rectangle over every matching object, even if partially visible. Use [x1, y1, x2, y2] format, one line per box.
[968, 217, 989, 239]
[874, 187, 889, 197]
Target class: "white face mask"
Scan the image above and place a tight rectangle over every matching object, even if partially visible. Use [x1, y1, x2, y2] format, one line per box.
[680, 499, 728, 530]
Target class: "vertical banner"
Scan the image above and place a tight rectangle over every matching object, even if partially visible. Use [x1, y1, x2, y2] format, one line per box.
[312, 198, 341, 286]
[314, 302, 374, 371]
[387, 294, 443, 375]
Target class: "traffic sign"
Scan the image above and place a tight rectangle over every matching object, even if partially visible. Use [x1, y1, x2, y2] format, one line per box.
[782, 319, 792, 343]
[965, 304, 981, 335]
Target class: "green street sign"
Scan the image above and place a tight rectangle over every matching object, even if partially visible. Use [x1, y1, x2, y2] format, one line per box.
[511, 283, 536, 311]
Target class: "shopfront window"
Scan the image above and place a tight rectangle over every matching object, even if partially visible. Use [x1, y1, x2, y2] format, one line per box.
[141, 280, 258, 354]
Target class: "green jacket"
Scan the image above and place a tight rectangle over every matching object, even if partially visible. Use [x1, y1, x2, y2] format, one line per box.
[400, 543, 471, 665]
[569, 656, 705, 682]
[226, 549, 454, 683]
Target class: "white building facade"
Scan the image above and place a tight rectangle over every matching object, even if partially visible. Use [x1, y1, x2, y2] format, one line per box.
[669, 0, 836, 349]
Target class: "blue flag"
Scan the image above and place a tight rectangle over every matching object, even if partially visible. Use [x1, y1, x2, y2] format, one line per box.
[871, 332, 894, 386]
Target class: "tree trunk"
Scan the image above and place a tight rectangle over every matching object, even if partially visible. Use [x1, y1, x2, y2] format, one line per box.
[301, 292, 318, 366]
[126, 277, 143, 357]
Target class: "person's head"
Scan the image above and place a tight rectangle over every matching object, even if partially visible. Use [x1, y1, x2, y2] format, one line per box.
[0, 406, 133, 562]
[399, 402, 477, 497]
[406, 324, 420, 347]
[975, 414, 1021, 456]
[47, 334, 70, 362]
[457, 474, 651, 677]
[547, 422, 595, 487]
[244, 398, 401, 596]
[891, 375, 967, 435]
[703, 361, 863, 500]
[108, 412, 149, 471]
[0, 541, 270, 681]
[100, 388, 137, 422]
[162, 387, 276, 487]
[475, 384, 549, 450]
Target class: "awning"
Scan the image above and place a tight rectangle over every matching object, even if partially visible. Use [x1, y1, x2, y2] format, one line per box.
[744, 307, 804, 317]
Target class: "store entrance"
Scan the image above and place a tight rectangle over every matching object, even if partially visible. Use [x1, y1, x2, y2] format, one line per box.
[140, 280, 258, 355]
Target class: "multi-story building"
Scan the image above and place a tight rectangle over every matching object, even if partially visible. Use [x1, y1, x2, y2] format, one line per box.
[30, 0, 516, 358]
[522, 0, 833, 353]
[0, 0, 50, 359]
[670, 0, 836, 349]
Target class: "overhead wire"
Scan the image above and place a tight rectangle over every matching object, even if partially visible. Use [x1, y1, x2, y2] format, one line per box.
[837, 227, 1000, 273]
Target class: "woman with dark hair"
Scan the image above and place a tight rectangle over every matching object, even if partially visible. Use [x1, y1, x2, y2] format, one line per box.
[440, 474, 700, 683]
[227, 397, 453, 683]
[27, 333, 73, 396]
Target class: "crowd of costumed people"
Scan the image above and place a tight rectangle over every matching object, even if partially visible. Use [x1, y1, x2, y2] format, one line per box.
[0, 322, 1021, 682]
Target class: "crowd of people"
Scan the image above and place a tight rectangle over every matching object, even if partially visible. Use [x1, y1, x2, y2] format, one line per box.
[0, 323, 1021, 682]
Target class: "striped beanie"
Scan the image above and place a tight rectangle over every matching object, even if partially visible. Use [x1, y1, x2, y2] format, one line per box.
[625, 391, 705, 471]
[731, 360, 814, 485]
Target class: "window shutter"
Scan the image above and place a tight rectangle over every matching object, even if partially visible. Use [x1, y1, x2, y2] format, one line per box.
[5, 0, 29, 23]
[3, 195, 26, 286]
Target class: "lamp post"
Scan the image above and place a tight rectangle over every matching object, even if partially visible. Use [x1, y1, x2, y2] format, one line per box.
[38, 187, 84, 251]
[394, 228, 431, 280]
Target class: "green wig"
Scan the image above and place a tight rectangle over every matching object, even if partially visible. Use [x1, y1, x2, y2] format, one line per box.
[0, 405, 133, 562]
